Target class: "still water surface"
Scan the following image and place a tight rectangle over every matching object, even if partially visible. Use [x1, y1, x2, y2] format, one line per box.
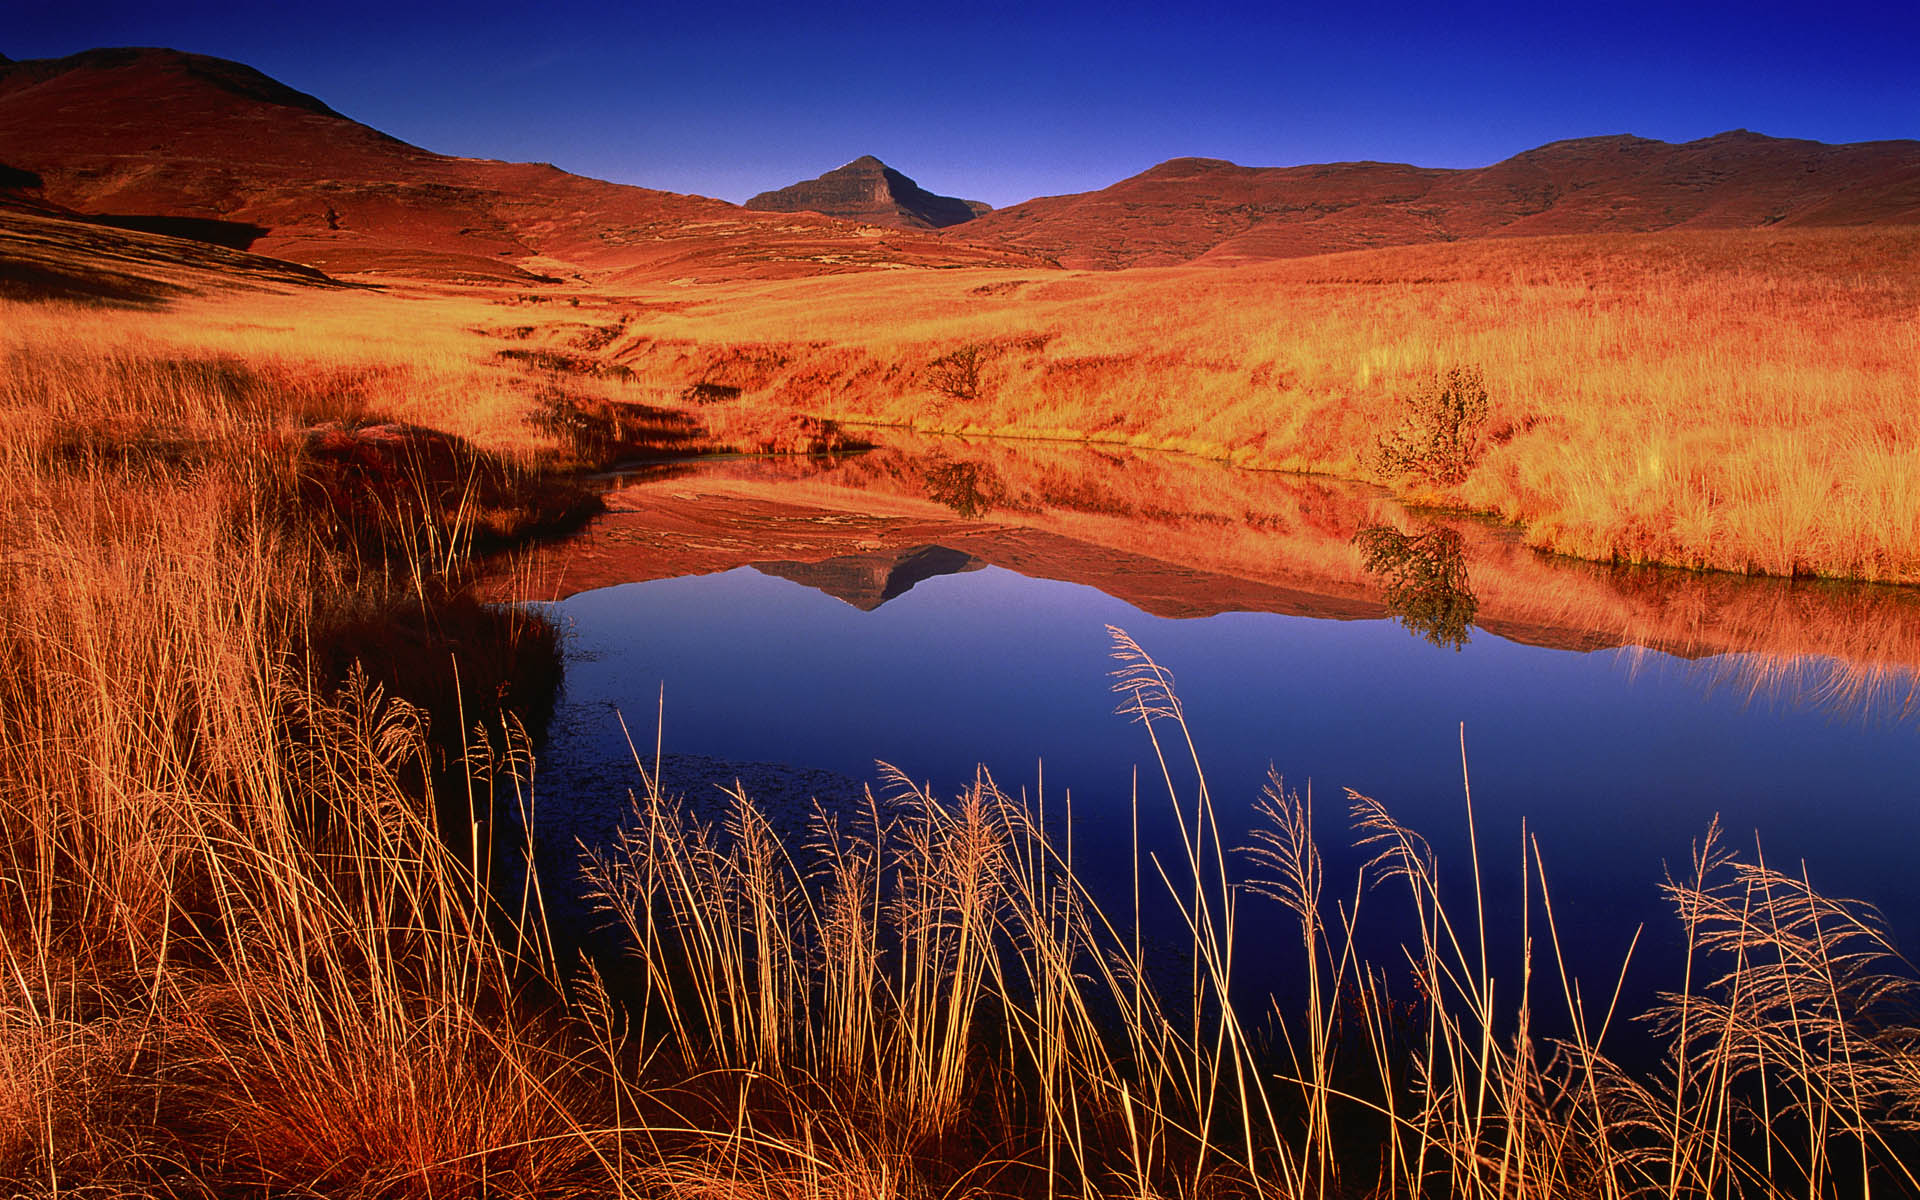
[515, 437, 1920, 1010]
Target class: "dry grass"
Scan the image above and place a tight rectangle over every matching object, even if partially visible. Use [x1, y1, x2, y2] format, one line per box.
[591, 226, 1919, 582]
[3, 287, 569, 458]
[0, 287, 601, 1197]
[0, 275, 894, 1196]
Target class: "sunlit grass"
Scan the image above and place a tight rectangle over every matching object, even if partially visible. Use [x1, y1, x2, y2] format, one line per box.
[1, 288, 572, 460]
[0, 288, 594, 1196]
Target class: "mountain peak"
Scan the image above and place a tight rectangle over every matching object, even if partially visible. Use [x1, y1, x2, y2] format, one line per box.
[1140, 156, 1241, 176]
[746, 157, 990, 229]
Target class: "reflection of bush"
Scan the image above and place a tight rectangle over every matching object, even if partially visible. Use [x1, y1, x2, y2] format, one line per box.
[920, 455, 1005, 518]
[1354, 523, 1478, 649]
[1369, 366, 1489, 486]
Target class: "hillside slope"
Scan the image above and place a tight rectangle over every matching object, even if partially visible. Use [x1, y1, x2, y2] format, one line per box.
[0, 48, 1034, 282]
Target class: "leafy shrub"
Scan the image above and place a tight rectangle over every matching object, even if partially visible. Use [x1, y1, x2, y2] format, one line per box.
[1369, 365, 1490, 486]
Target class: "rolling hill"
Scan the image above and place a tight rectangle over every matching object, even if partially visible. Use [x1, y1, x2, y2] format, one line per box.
[958, 132, 1920, 268]
[4, 47, 1916, 281]
[0, 47, 1035, 283]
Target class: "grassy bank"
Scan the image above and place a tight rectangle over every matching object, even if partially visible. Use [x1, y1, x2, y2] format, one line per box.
[0, 287, 592, 1195]
[586, 226, 1919, 583]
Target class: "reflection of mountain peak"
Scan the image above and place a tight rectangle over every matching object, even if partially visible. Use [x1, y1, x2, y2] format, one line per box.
[752, 544, 982, 610]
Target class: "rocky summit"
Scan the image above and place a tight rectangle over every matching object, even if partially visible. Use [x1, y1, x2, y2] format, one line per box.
[745, 155, 990, 229]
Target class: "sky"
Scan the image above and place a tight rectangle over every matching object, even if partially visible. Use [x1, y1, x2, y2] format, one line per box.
[7, 0, 1917, 209]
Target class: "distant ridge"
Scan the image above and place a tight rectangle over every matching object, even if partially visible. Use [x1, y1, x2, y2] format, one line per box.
[3, 46, 1915, 279]
[1, 45, 349, 120]
[958, 131, 1920, 268]
[747, 156, 990, 229]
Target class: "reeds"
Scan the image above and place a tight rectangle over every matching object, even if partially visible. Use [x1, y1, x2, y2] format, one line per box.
[0, 293, 595, 1197]
[542, 628, 1919, 1198]
[581, 768, 1130, 1157]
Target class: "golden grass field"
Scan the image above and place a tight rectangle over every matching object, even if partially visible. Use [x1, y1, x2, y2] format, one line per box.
[582, 225, 1919, 583]
[2, 222, 1918, 1197]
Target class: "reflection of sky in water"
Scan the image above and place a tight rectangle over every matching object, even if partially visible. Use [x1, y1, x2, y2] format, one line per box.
[539, 562, 1920, 1011]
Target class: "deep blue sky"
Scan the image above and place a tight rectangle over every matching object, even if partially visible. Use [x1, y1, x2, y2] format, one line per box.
[8, 1, 1916, 209]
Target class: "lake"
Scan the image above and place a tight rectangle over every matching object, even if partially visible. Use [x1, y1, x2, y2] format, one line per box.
[501, 434, 1920, 1022]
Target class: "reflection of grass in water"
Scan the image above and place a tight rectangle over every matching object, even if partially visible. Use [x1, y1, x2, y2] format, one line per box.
[1619, 643, 1920, 724]
[1355, 523, 1480, 649]
[669, 434, 1920, 701]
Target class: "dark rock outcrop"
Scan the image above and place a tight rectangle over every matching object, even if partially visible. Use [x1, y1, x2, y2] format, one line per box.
[746, 156, 990, 229]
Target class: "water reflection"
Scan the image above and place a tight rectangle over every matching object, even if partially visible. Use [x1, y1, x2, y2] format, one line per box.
[1354, 523, 1478, 650]
[752, 545, 981, 610]
[919, 453, 1005, 518]
[504, 433, 1920, 1056]
[501, 432, 1920, 725]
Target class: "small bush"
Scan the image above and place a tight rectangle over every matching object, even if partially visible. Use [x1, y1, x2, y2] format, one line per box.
[1369, 365, 1490, 486]
[922, 344, 986, 402]
[680, 381, 742, 405]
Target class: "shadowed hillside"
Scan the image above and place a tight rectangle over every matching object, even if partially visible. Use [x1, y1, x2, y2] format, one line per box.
[0, 202, 342, 305]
